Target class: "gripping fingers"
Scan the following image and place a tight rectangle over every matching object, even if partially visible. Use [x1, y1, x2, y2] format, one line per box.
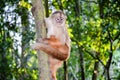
[31, 43, 40, 50]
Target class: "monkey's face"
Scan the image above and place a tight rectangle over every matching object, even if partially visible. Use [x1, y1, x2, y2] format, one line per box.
[44, 11, 66, 29]
[52, 13, 66, 25]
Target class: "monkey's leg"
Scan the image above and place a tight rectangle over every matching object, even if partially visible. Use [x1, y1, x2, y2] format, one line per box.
[51, 69, 57, 80]
[32, 42, 69, 60]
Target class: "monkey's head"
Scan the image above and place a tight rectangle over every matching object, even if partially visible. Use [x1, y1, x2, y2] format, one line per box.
[52, 10, 66, 24]
[45, 10, 67, 28]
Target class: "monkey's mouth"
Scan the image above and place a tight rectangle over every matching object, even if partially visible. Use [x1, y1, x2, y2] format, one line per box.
[56, 21, 63, 24]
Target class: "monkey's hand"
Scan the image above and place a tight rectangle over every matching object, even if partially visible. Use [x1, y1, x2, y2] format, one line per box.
[32, 37, 51, 50]
[37, 38, 50, 44]
[31, 43, 40, 50]
[31, 41, 49, 50]
[37, 38, 44, 42]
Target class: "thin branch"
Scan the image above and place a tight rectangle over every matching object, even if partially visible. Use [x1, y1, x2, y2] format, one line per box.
[71, 38, 105, 67]
[84, 49, 105, 67]
[107, 29, 113, 43]
[106, 28, 113, 80]
[106, 29, 113, 68]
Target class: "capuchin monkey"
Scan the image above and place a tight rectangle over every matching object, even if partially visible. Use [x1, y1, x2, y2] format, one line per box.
[32, 10, 71, 80]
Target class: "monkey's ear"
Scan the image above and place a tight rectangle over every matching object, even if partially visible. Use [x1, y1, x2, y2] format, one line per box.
[65, 15, 67, 19]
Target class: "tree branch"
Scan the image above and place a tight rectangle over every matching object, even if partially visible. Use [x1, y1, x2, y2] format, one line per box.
[84, 49, 105, 67]
[106, 28, 113, 80]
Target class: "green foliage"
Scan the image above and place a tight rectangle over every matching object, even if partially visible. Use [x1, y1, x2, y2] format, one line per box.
[19, 0, 31, 10]
[0, 0, 120, 80]
[51, 0, 120, 79]
[0, 0, 37, 80]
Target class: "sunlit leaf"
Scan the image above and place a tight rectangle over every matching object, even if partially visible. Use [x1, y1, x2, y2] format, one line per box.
[19, 0, 31, 10]
[28, 62, 32, 67]
[113, 39, 119, 46]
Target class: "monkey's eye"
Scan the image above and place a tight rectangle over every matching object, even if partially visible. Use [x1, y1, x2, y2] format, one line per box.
[60, 18, 63, 20]
[55, 17, 64, 23]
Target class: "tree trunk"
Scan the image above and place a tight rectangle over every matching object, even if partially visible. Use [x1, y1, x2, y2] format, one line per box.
[44, 0, 49, 17]
[31, 0, 51, 80]
[92, 52, 100, 80]
[78, 47, 85, 80]
[106, 30, 113, 80]
[64, 61, 68, 80]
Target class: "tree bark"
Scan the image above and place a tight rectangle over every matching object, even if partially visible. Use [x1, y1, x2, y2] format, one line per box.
[64, 61, 68, 80]
[44, 0, 49, 17]
[105, 29, 113, 80]
[92, 52, 100, 80]
[78, 47, 85, 80]
[31, 0, 51, 80]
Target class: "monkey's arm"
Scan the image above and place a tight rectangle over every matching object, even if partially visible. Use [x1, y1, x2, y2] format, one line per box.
[32, 42, 69, 61]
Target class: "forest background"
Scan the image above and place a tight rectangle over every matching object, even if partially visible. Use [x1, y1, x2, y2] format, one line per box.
[0, 0, 120, 80]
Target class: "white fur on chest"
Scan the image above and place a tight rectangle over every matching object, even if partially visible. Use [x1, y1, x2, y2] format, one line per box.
[45, 18, 66, 44]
